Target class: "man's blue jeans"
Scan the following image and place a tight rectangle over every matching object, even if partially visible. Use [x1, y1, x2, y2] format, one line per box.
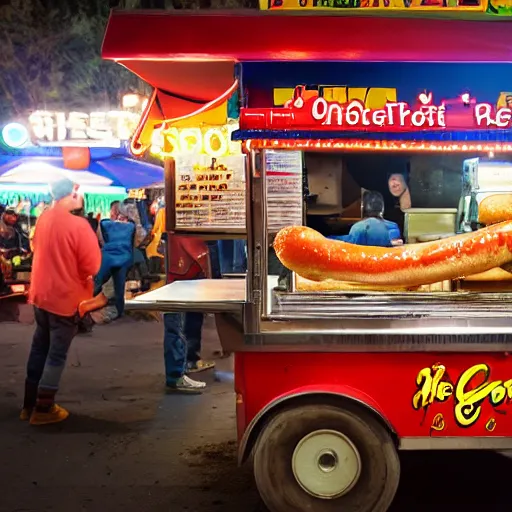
[24, 307, 78, 409]
[94, 254, 130, 317]
[164, 312, 204, 385]
[219, 240, 247, 273]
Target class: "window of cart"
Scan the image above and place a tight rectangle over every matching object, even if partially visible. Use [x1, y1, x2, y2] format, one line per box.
[259, 146, 512, 319]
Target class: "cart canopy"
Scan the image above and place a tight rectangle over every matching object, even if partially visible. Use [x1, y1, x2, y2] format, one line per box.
[102, 10, 512, 152]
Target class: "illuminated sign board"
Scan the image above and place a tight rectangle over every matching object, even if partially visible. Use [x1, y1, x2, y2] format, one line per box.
[240, 87, 512, 132]
[150, 124, 242, 158]
[28, 110, 141, 143]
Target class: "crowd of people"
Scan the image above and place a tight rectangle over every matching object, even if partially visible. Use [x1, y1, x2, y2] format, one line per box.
[18, 177, 242, 426]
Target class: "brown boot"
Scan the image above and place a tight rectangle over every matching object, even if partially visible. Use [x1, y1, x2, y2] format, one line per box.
[30, 404, 69, 426]
[20, 380, 38, 421]
[30, 389, 69, 426]
[20, 408, 32, 421]
[78, 292, 108, 318]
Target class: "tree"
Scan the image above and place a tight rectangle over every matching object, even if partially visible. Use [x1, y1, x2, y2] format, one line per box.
[0, 0, 150, 122]
[0, 0, 255, 124]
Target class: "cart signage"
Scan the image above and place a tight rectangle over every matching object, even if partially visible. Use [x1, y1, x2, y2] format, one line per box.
[240, 87, 512, 132]
[150, 124, 241, 159]
[311, 94, 446, 129]
[475, 103, 512, 128]
[413, 363, 512, 431]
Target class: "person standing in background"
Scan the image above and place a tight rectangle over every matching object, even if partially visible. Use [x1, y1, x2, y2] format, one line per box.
[146, 198, 166, 274]
[123, 200, 151, 292]
[86, 212, 99, 233]
[109, 200, 120, 220]
[163, 235, 215, 393]
[94, 203, 136, 319]
[22, 178, 101, 425]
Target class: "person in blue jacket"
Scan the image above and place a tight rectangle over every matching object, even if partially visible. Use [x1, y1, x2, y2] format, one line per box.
[94, 203, 136, 318]
[330, 190, 403, 247]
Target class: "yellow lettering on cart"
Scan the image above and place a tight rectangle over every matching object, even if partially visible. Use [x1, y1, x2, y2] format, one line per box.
[412, 363, 512, 429]
[273, 86, 397, 109]
[150, 125, 241, 158]
[412, 364, 453, 410]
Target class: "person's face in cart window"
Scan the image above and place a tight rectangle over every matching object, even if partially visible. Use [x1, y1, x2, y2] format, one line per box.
[388, 174, 407, 198]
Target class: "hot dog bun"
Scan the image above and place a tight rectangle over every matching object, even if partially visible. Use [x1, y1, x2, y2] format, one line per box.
[463, 267, 512, 281]
[274, 223, 512, 287]
[295, 276, 420, 292]
[479, 194, 512, 225]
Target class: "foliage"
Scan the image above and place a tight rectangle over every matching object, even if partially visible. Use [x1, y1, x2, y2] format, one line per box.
[0, 0, 150, 122]
[0, 0, 255, 124]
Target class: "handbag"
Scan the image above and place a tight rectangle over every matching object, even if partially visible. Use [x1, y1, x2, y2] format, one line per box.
[167, 234, 209, 283]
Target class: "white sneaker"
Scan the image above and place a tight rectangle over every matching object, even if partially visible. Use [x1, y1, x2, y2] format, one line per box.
[166, 375, 206, 394]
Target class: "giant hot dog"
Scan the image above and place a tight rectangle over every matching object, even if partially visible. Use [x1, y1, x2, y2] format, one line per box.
[479, 194, 512, 226]
[273, 223, 512, 286]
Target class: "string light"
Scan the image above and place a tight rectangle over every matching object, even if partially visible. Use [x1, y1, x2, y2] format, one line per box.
[245, 139, 512, 153]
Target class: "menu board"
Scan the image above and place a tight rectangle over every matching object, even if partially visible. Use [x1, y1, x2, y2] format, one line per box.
[266, 150, 303, 233]
[175, 154, 246, 230]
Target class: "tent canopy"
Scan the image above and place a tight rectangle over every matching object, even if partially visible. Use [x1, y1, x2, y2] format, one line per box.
[0, 153, 164, 190]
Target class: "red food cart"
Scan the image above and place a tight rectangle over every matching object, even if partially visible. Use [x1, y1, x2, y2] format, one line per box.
[103, 10, 512, 511]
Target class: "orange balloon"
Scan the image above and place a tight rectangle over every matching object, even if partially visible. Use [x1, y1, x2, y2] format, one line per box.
[62, 147, 90, 170]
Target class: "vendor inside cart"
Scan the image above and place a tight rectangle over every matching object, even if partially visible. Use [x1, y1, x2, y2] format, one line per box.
[329, 190, 403, 247]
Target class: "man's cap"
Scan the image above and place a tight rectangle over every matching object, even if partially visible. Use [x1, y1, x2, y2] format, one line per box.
[50, 177, 76, 201]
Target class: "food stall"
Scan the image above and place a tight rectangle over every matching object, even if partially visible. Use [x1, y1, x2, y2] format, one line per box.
[103, 8, 512, 512]
[0, 144, 164, 298]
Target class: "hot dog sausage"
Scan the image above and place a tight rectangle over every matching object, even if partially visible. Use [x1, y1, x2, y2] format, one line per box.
[479, 194, 512, 225]
[273, 223, 512, 286]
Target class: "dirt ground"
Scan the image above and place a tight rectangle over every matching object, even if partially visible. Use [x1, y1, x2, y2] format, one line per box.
[1, 308, 512, 512]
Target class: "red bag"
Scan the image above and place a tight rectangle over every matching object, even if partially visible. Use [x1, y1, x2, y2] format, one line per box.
[167, 234, 209, 283]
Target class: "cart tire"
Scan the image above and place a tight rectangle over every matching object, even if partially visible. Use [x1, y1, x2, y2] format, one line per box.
[253, 404, 399, 512]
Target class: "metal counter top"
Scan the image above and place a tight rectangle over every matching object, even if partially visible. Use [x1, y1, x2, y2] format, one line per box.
[126, 279, 246, 314]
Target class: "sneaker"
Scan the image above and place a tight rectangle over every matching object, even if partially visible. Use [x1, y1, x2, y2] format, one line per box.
[19, 408, 32, 421]
[29, 404, 69, 426]
[166, 375, 206, 394]
[186, 360, 216, 374]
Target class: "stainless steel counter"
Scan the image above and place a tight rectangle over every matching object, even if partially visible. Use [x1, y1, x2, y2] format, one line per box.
[126, 279, 246, 314]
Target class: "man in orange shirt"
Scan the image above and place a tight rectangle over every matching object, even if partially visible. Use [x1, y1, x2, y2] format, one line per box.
[22, 178, 101, 425]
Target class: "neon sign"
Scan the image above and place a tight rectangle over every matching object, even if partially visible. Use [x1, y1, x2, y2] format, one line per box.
[310, 94, 446, 129]
[28, 110, 141, 142]
[240, 86, 512, 132]
[475, 104, 512, 128]
[412, 363, 512, 431]
[150, 124, 242, 158]
[1, 123, 30, 148]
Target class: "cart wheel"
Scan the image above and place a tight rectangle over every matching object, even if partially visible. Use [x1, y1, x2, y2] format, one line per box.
[253, 404, 399, 512]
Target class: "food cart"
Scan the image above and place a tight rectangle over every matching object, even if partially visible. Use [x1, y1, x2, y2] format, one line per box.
[103, 9, 512, 512]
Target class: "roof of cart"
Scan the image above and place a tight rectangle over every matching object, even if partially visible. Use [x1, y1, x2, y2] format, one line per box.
[102, 9, 512, 63]
[101, 9, 512, 154]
